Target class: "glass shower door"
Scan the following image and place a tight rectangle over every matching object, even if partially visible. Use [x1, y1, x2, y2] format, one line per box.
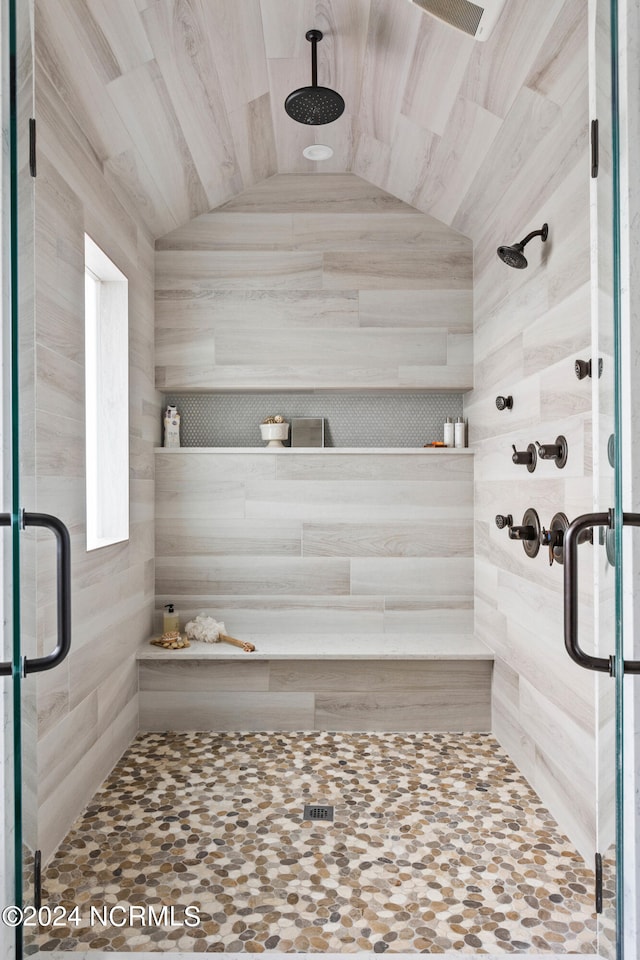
[2, 0, 43, 954]
[0, 0, 25, 951]
[569, 0, 637, 956]
[594, 0, 618, 951]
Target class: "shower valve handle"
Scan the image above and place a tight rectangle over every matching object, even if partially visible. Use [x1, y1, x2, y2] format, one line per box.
[537, 441, 561, 459]
[512, 444, 537, 472]
[541, 526, 564, 566]
[535, 436, 568, 469]
[512, 445, 531, 464]
[541, 527, 563, 545]
[509, 524, 537, 542]
[541, 512, 570, 567]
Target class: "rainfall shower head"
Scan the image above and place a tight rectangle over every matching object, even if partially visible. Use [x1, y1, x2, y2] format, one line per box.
[284, 30, 345, 125]
[497, 223, 549, 269]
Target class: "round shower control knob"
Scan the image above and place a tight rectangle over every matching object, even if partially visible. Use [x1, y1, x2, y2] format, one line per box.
[575, 357, 604, 379]
[496, 395, 513, 411]
[495, 514, 513, 530]
[575, 358, 591, 380]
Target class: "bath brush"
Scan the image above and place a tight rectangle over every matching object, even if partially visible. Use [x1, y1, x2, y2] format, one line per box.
[184, 613, 256, 652]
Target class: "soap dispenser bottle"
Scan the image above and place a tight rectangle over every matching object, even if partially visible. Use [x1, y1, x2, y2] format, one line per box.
[163, 603, 180, 633]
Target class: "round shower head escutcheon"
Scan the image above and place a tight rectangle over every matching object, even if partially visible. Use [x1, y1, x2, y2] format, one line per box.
[284, 29, 345, 126]
[497, 223, 549, 269]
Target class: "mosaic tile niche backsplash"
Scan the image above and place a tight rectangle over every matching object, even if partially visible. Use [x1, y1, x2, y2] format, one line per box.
[163, 393, 464, 448]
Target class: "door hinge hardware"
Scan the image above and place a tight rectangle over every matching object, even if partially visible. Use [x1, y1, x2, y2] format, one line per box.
[595, 852, 603, 913]
[34, 850, 42, 910]
[29, 118, 36, 178]
[591, 119, 599, 178]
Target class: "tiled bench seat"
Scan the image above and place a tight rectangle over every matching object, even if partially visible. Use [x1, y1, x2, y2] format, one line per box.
[137, 634, 493, 733]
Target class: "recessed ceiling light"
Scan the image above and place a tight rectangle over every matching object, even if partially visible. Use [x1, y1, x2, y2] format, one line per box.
[302, 144, 334, 161]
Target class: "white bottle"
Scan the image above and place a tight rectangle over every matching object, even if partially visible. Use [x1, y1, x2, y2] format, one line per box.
[164, 405, 181, 448]
[443, 417, 454, 447]
[454, 417, 466, 448]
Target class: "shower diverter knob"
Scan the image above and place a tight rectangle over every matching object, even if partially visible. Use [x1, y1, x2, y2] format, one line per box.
[575, 358, 603, 380]
[495, 514, 513, 530]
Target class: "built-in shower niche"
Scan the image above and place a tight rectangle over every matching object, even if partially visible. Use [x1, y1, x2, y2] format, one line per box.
[161, 392, 464, 448]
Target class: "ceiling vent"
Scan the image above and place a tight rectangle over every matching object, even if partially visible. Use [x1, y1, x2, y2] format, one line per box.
[407, 0, 506, 41]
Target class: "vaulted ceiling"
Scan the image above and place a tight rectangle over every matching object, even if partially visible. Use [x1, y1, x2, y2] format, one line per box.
[35, 0, 584, 240]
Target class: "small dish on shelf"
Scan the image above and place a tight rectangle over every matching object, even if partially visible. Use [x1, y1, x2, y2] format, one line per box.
[259, 421, 290, 446]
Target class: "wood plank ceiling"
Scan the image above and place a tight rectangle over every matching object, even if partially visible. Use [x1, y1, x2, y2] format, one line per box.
[35, 0, 583, 240]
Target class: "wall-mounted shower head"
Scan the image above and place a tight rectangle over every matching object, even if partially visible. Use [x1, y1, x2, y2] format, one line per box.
[497, 223, 549, 269]
[284, 30, 345, 125]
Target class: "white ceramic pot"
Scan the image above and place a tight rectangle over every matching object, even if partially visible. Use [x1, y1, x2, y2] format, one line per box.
[259, 422, 290, 446]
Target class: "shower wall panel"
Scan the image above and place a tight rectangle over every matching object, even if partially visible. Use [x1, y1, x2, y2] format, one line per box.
[461, 1, 594, 861]
[154, 174, 473, 393]
[29, 54, 159, 862]
[154, 449, 474, 640]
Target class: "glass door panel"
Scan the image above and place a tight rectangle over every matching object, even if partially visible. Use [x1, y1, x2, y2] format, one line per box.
[15, 0, 38, 929]
[3, 0, 36, 955]
[591, 0, 624, 954]
[593, 0, 617, 947]
[1, 1, 19, 955]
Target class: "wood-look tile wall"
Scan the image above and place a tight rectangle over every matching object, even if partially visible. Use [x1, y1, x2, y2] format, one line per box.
[458, 1, 597, 861]
[139, 658, 492, 733]
[32, 0, 600, 872]
[155, 174, 472, 392]
[155, 451, 474, 639]
[26, 50, 159, 863]
[32, 0, 586, 249]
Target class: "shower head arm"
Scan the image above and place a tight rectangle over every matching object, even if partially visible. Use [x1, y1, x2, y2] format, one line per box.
[519, 224, 549, 248]
[306, 29, 323, 88]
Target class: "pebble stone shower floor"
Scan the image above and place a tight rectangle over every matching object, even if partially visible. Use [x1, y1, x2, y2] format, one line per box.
[28, 731, 598, 954]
